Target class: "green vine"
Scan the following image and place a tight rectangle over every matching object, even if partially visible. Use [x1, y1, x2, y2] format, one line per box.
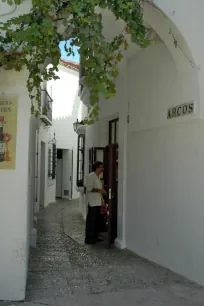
[0, 0, 150, 122]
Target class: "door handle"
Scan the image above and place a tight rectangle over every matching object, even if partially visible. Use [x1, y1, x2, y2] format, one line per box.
[109, 189, 111, 200]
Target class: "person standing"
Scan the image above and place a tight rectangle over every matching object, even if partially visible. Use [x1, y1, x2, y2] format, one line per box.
[85, 161, 106, 245]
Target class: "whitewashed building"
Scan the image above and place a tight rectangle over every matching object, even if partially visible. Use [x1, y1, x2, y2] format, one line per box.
[0, 69, 56, 300]
[0, 2, 83, 300]
[0, 59, 82, 300]
[1, 0, 204, 302]
[77, 0, 204, 289]
[49, 60, 87, 200]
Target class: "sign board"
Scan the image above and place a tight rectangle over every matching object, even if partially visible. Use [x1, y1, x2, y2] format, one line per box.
[0, 98, 18, 170]
[167, 102, 195, 120]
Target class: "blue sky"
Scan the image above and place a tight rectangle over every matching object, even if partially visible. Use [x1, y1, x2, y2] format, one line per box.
[59, 40, 80, 63]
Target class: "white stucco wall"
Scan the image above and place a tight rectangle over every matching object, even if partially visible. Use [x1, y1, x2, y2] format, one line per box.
[0, 0, 32, 22]
[126, 121, 204, 285]
[80, 1, 204, 286]
[151, 0, 204, 117]
[0, 68, 31, 301]
[124, 38, 204, 285]
[37, 124, 56, 210]
[128, 41, 195, 132]
[0, 69, 56, 301]
[0, 1, 57, 300]
[49, 65, 83, 199]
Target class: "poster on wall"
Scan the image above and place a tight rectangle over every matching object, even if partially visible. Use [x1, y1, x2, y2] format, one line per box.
[0, 98, 18, 170]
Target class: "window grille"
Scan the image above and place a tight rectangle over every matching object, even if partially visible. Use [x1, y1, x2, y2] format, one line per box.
[77, 134, 85, 187]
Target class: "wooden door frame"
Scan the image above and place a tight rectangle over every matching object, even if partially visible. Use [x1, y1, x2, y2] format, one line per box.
[88, 144, 118, 248]
[109, 118, 119, 144]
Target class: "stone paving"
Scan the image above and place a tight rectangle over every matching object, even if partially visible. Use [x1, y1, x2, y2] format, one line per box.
[2, 199, 204, 305]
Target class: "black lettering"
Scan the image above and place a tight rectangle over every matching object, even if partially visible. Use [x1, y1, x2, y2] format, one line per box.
[0, 107, 11, 112]
[177, 106, 182, 116]
[0, 101, 8, 106]
[188, 103, 194, 114]
[183, 105, 188, 115]
[172, 108, 177, 118]
[167, 110, 172, 119]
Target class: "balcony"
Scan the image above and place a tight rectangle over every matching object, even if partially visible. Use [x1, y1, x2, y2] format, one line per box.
[78, 65, 90, 106]
[40, 89, 53, 126]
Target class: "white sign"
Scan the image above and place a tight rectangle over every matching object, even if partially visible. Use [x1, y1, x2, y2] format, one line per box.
[167, 102, 195, 119]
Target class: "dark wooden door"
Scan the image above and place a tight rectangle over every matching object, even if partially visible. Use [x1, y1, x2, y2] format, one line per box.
[88, 145, 118, 248]
[107, 144, 118, 248]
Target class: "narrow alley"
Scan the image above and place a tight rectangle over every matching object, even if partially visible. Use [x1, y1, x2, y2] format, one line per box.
[4, 200, 204, 306]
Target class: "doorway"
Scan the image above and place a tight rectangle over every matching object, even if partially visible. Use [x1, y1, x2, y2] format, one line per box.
[107, 118, 119, 247]
[88, 118, 119, 247]
[56, 149, 63, 198]
[39, 141, 46, 210]
[56, 148, 73, 199]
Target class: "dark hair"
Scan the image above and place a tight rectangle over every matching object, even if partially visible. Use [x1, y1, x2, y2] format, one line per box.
[92, 161, 103, 172]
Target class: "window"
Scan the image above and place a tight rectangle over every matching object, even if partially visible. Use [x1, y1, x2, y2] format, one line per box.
[77, 134, 85, 187]
[41, 89, 53, 122]
[48, 148, 52, 177]
[52, 144, 56, 179]
[109, 118, 119, 144]
[48, 143, 57, 179]
[88, 147, 105, 174]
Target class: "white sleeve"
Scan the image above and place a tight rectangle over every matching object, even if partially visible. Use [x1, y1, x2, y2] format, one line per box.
[86, 174, 94, 192]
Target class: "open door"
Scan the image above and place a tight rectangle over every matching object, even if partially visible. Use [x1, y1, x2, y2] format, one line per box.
[62, 149, 73, 199]
[88, 145, 118, 248]
[107, 144, 118, 248]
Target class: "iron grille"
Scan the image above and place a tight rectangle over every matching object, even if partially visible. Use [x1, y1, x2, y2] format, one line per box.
[77, 134, 85, 187]
[41, 89, 53, 122]
[48, 142, 57, 179]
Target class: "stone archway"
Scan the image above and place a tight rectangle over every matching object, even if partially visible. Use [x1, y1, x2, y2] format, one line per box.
[143, 1, 200, 113]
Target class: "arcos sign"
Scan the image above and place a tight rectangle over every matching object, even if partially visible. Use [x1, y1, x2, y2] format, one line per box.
[167, 102, 195, 119]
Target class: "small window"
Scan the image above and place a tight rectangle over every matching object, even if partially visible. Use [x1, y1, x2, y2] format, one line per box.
[77, 134, 85, 187]
[109, 118, 119, 144]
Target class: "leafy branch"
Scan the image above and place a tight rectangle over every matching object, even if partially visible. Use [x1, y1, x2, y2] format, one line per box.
[0, 0, 150, 122]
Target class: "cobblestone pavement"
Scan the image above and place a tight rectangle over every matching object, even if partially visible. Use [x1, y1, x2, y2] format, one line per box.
[2, 199, 204, 305]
